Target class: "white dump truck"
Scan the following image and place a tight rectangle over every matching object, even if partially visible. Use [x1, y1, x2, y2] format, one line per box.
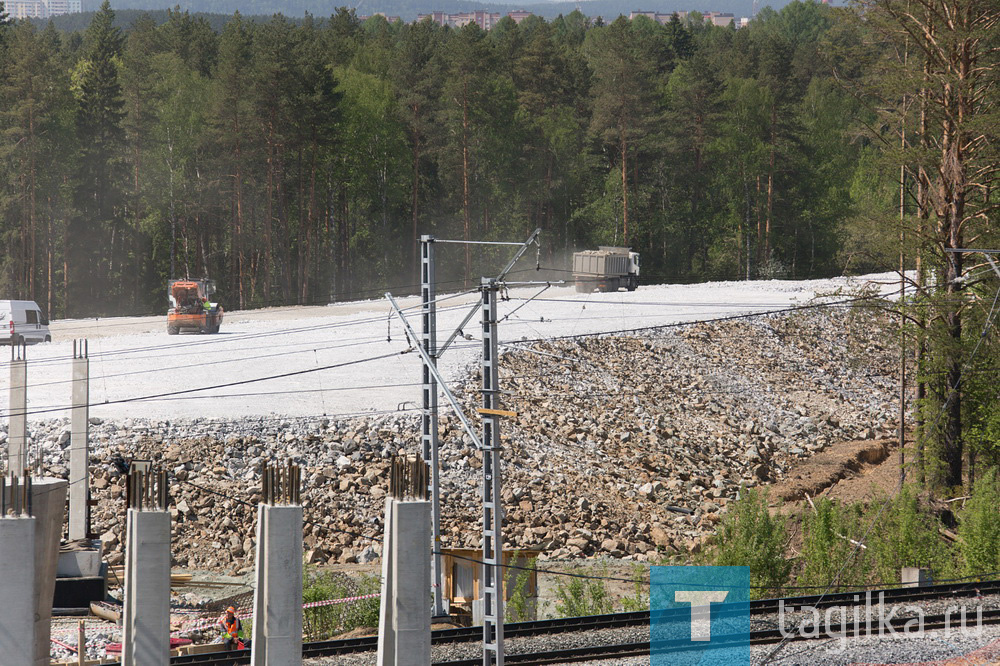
[572, 247, 640, 292]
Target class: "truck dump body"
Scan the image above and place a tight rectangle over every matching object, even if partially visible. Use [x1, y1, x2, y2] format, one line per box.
[572, 247, 640, 293]
[573, 252, 630, 277]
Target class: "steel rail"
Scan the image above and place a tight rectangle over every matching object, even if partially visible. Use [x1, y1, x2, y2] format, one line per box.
[100, 578, 1000, 666]
[433, 641, 651, 665]
[432, 607, 1000, 665]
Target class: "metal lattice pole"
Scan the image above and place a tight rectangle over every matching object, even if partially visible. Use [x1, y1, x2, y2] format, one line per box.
[421, 235, 446, 618]
[480, 278, 504, 665]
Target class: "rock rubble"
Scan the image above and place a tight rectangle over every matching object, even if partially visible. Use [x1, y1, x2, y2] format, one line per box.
[16, 308, 901, 571]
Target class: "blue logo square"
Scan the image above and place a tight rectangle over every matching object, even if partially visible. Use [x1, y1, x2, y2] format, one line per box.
[651, 566, 752, 665]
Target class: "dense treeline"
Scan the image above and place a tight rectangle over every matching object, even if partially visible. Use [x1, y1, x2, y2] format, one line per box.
[0, 0, 984, 316]
[75, 0, 762, 24]
[2, 0, 999, 486]
[35, 8, 283, 33]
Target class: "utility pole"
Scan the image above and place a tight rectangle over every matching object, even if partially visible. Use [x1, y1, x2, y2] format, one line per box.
[420, 235, 446, 619]
[8, 342, 27, 476]
[479, 277, 504, 666]
[389, 228, 541, 666]
[69, 340, 91, 541]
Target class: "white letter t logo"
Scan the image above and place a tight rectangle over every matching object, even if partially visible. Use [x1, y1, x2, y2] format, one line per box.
[674, 591, 729, 641]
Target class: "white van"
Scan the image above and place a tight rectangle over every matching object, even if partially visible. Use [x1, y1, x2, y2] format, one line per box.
[0, 300, 51, 344]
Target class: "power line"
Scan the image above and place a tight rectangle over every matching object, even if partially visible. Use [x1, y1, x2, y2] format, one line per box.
[0, 290, 481, 371]
[0, 350, 412, 419]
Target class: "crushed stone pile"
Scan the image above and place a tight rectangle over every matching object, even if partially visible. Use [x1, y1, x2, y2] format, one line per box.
[16, 307, 901, 571]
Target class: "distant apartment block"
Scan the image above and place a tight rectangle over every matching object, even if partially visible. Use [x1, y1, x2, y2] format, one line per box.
[5, 0, 81, 19]
[417, 9, 534, 29]
[630, 10, 750, 28]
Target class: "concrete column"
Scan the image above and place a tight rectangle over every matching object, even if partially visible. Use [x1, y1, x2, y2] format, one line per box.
[68, 343, 90, 541]
[0, 516, 36, 666]
[2, 477, 66, 666]
[8, 353, 27, 474]
[376, 498, 395, 665]
[122, 508, 171, 666]
[377, 499, 431, 666]
[251, 504, 303, 666]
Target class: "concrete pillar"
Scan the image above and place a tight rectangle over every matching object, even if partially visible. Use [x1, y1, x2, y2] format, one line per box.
[68, 341, 90, 541]
[376, 498, 395, 665]
[122, 508, 171, 666]
[251, 504, 303, 666]
[901, 567, 932, 588]
[8, 352, 27, 474]
[2, 477, 67, 666]
[377, 498, 431, 666]
[0, 516, 36, 666]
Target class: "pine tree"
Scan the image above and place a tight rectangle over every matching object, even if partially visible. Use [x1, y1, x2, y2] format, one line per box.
[393, 18, 442, 276]
[586, 17, 660, 246]
[71, 0, 126, 316]
[212, 12, 253, 308]
[850, 0, 1000, 487]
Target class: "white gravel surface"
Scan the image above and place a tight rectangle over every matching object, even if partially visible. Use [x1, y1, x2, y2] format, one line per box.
[5, 274, 900, 423]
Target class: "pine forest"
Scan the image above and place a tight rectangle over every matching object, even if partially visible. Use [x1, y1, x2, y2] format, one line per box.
[0, 0, 996, 326]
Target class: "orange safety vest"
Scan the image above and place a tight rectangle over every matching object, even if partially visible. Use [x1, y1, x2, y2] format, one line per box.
[221, 616, 242, 637]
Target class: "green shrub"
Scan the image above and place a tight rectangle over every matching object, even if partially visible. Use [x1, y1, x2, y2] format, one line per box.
[713, 487, 792, 598]
[958, 468, 1000, 577]
[618, 564, 649, 612]
[554, 569, 613, 617]
[799, 498, 870, 591]
[504, 554, 536, 622]
[868, 485, 952, 584]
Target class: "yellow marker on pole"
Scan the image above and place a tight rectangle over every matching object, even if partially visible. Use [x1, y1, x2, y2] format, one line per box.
[477, 408, 517, 418]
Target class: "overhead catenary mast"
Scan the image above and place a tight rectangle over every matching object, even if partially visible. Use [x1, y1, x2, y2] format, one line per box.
[392, 228, 542, 665]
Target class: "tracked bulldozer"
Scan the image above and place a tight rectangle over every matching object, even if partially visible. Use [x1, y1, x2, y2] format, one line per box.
[167, 278, 224, 335]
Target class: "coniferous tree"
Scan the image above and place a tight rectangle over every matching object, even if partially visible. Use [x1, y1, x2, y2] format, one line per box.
[393, 18, 441, 275]
[586, 16, 660, 246]
[842, 0, 1000, 487]
[212, 12, 252, 307]
[72, 0, 126, 315]
[1, 21, 68, 302]
[439, 22, 496, 282]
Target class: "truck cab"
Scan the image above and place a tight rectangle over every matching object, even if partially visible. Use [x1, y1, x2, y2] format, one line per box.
[167, 279, 223, 335]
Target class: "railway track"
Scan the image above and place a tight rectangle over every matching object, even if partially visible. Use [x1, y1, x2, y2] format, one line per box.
[434, 608, 1000, 665]
[102, 578, 1000, 665]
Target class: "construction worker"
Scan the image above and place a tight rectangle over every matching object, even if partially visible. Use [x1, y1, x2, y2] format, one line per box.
[201, 296, 211, 313]
[219, 606, 245, 650]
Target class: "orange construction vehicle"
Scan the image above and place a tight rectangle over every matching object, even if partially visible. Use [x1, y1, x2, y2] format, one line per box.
[167, 278, 224, 335]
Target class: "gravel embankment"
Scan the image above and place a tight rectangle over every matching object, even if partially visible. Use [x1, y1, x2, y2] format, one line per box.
[13, 306, 904, 572]
[758, 624, 1000, 665]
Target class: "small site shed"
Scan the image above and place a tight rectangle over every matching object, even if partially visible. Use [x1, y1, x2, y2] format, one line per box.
[440, 547, 541, 614]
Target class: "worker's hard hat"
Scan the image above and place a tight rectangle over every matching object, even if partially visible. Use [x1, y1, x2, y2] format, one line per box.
[226, 606, 236, 614]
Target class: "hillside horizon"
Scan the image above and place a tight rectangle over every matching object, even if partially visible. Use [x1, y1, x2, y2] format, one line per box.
[71, 0, 794, 22]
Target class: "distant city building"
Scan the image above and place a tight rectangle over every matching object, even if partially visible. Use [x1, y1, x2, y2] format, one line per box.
[5, 0, 81, 19]
[505, 9, 533, 23]
[417, 9, 534, 29]
[629, 9, 748, 28]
